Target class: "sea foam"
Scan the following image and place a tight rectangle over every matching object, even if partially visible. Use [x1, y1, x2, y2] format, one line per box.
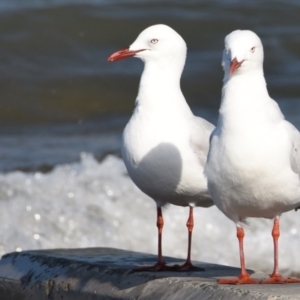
[0, 153, 299, 275]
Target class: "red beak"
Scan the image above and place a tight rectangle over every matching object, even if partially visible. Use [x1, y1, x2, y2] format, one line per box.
[107, 47, 145, 62]
[230, 58, 244, 75]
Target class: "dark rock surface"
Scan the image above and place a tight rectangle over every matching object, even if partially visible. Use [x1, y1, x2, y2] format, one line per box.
[0, 248, 299, 300]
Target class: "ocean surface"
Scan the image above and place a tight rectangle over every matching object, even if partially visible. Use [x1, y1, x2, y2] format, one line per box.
[1, 0, 300, 275]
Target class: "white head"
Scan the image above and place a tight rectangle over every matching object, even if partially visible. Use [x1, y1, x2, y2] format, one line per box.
[108, 24, 187, 73]
[222, 30, 264, 80]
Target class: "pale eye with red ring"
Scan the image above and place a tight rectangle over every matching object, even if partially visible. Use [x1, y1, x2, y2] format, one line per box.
[251, 47, 255, 53]
[151, 39, 159, 44]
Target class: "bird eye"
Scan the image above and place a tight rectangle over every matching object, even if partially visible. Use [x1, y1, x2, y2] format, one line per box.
[151, 39, 159, 44]
[251, 47, 255, 53]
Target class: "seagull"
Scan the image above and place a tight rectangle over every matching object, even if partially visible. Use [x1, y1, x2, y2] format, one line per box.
[108, 24, 214, 271]
[205, 29, 300, 284]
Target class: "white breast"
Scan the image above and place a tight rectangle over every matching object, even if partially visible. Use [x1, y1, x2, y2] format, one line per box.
[205, 77, 300, 222]
[122, 104, 212, 207]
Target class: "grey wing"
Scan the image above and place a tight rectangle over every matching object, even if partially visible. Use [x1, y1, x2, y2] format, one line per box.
[288, 124, 300, 211]
[189, 116, 215, 167]
[287, 122, 300, 176]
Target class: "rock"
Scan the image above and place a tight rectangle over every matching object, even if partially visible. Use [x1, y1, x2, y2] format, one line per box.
[0, 248, 299, 299]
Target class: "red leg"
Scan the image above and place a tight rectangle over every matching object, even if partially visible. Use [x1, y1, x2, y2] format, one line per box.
[218, 226, 260, 284]
[176, 207, 204, 272]
[262, 216, 300, 284]
[133, 207, 177, 272]
[156, 206, 165, 266]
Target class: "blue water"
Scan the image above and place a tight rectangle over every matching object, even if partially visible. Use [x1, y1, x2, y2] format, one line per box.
[0, 0, 300, 276]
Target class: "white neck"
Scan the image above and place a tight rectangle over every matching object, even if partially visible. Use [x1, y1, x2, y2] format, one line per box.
[218, 69, 278, 132]
[135, 57, 191, 115]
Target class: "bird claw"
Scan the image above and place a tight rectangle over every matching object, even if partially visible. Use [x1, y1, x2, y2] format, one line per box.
[218, 274, 260, 284]
[174, 261, 205, 272]
[261, 274, 300, 284]
[131, 262, 178, 272]
[131, 261, 205, 272]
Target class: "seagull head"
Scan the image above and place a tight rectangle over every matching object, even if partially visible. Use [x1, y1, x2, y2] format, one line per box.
[108, 24, 187, 67]
[222, 30, 264, 79]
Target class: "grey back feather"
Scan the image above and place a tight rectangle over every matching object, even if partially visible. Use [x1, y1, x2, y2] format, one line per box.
[190, 116, 215, 167]
[290, 124, 300, 176]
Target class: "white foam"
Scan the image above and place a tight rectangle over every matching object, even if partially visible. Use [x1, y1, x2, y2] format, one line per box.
[0, 153, 299, 275]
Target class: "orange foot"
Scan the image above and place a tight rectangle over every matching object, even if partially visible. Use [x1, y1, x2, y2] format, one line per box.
[174, 261, 205, 272]
[218, 275, 260, 285]
[132, 262, 178, 272]
[261, 274, 300, 284]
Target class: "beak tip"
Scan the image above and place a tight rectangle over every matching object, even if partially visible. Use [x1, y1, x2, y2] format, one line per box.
[229, 57, 243, 76]
[107, 47, 133, 63]
[107, 47, 144, 63]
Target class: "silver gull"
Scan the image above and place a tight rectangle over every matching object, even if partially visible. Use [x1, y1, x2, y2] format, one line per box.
[205, 29, 300, 284]
[108, 24, 215, 271]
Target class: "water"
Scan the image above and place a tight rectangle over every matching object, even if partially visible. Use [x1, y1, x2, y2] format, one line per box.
[1, 154, 300, 276]
[1, 0, 300, 275]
